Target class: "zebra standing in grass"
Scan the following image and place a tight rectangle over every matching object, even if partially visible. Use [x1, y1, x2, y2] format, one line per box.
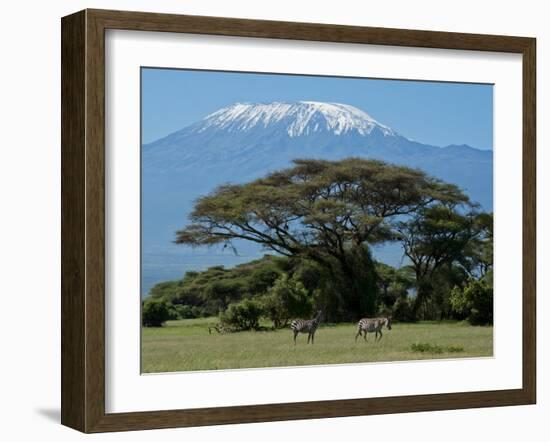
[355, 316, 392, 342]
[291, 310, 323, 345]
[208, 323, 235, 335]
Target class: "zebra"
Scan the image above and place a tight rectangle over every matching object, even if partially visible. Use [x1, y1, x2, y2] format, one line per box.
[290, 310, 323, 345]
[208, 323, 235, 335]
[355, 316, 392, 342]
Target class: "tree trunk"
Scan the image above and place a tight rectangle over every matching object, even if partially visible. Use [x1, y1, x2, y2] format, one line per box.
[338, 246, 378, 319]
[413, 279, 432, 320]
[304, 245, 378, 320]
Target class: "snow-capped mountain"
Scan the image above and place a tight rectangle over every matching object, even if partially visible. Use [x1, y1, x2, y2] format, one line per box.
[143, 100, 492, 208]
[141, 101, 493, 296]
[142, 101, 411, 174]
[193, 101, 395, 137]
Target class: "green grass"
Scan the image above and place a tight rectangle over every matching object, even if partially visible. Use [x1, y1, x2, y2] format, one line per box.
[141, 318, 493, 373]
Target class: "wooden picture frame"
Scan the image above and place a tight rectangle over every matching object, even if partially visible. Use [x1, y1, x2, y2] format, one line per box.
[61, 8, 536, 433]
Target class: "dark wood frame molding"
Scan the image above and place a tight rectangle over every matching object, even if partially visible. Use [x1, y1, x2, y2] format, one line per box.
[61, 9, 536, 433]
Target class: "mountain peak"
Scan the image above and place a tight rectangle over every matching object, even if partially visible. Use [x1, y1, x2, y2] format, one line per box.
[193, 101, 396, 138]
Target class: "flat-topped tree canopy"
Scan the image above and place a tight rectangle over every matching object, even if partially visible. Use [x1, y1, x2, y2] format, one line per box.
[175, 158, 471, 318]
[175, 157, 469, 259]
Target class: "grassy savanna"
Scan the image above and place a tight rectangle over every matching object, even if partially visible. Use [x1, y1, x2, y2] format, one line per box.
[141, 317, 493, 373]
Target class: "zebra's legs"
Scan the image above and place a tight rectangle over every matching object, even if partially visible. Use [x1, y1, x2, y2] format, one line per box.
[293, 330, 298, 345]
[311, 332, 315, 345]
[376, 329, 383, 341]
[355, 329, 362, 342]
[307, 333, 311, 344]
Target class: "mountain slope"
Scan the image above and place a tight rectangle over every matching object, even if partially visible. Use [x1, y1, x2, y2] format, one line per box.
[143, 101, 492, 207]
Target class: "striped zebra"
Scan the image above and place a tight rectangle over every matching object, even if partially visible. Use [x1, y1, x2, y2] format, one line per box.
[355, 316, 392, 342]
[290, 310, 323, 345]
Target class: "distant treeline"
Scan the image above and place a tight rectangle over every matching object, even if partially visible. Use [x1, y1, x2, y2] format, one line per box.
[143, 158, 493, 329]
[143, 252, 492, 329]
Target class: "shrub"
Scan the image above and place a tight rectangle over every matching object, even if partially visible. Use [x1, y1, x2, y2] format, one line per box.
[142, 298, 172, 327]
[261, 274, 312, 328]
[219, 298, 263, 331]
[411, 342, 444, 354]
[411, 342, 464, 354]
[450, 278, 493, 325]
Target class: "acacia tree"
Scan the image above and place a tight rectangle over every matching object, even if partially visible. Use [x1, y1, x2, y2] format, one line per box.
[396, 204, 481, 319]
[175, 158, 467, 318]
[459, 212, 493, 280]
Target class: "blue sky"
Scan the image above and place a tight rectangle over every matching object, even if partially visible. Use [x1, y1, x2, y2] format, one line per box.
[141, 67, 493, 150]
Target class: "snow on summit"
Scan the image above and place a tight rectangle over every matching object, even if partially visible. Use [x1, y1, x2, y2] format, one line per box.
[194, 101, 395, 137]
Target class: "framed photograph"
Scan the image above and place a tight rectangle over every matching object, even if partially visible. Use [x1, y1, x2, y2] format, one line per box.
[61, 9, 536, 433]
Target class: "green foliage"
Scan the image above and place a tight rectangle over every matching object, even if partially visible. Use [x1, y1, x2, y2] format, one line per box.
[416, 263, 470, 321]
[397, 204, 485, 320]
[291, 259, 324, 292]
[171, 304, 205, 319]
[176, 158, 466, 251]
[450, 278, 493, 325]
[219, 298, 264, 331]
[347, 245, 379, 318]
[460, 212, 494, 278]
[260, 274, 312, 328]
[142, 298, 172, 327]
[392, 296, 415, 322]
[247, 264, 284, 294]
[146, 255, 284, 318]
[147, 158, 493, 325]
[376, 263, 415, 309]
[149, 279, 186, 303]
[175, 158, 470, 321]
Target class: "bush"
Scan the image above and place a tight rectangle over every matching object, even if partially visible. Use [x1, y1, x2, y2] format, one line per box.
[171, 304, 205, 319]
[261, 274, 312, 328]
[219, 298, 263, 331]
[450, 278, 493, 325]
[142, 298, 172, 327]
[411, 342, 464, 354]
[247, 264, 282, 294]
